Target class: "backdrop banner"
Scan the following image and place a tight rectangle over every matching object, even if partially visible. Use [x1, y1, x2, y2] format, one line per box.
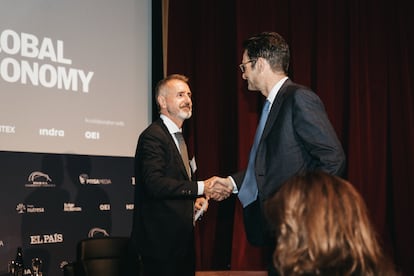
[0, 151, 135, 276]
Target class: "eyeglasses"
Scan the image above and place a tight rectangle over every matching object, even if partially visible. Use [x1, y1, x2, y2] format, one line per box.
[239, 59, 256, 73]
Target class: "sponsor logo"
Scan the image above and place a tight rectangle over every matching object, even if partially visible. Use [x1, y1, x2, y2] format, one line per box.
[0, 125, 15, 133]
[88, 227, 109, 238]
[39, 128, 65, 137]
[60, 261, 69, 270]
[30, 233, 64, 244]
[26, 171, 55, 187]
[16, 203, 45, 214]
[63, 203, 82, 212]
[79, 174, 111, 185]
[85, 131, 100, 139]
[16, 203, 26, 214]
[99, 204, 111, 211]
[126, 204, 134, 210]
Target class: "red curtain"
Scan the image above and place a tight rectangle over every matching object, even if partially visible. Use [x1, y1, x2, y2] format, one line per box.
[164, 0, 413, 274]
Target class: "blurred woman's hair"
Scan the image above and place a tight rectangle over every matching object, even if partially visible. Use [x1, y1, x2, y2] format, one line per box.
[264, 171, 397, 276]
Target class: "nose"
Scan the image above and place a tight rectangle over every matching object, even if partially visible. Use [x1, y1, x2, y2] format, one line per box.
[186, 94, 192, 103]
[185, 95, 192, 107]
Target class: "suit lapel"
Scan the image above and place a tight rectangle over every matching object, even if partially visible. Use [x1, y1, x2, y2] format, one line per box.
[261, 79, 292, 139]
[158, 119, 191, 180]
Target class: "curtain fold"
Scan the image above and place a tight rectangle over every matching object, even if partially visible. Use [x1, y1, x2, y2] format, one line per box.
[162, 0, 169, 77]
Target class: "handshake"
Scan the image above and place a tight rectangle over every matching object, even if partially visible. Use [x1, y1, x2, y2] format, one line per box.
[203, 176, 233, 201]
[193, 176, 233, 222]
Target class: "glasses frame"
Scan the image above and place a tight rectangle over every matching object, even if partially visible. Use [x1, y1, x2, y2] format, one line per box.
[239, 59, 256, 73]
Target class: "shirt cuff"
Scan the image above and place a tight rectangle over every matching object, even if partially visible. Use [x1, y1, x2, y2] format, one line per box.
[228, 176, 238, 193]
[197, 181, 204, 195]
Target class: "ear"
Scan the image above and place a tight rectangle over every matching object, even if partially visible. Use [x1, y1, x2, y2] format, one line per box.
[157, 95, 166, 109]
[257, 57, 266, 73]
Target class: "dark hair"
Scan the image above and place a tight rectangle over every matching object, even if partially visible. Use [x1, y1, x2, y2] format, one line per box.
[264, 171, 398, 276]
[243, 32, 290, 74]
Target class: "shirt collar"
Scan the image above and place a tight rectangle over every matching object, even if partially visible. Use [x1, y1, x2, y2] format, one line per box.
[267, 77, 289, 106]
[160, 114, 181, 134]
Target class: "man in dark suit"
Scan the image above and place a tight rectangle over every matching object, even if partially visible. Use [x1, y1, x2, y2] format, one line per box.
[216, 32, 346, 275]
[130, 74, 231, 276]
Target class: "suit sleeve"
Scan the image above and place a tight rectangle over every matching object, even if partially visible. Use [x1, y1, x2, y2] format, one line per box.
[293, 89, 346, 176]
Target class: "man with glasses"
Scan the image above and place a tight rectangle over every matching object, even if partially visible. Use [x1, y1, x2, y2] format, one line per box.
[216, 32, 346, 275]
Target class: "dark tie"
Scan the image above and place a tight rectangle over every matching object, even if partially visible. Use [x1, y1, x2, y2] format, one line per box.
[175, 132, 191, 179]
[238, 100, 270, 207]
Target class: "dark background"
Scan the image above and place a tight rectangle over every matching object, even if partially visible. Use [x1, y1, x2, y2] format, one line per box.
[157, 0, 413, 275]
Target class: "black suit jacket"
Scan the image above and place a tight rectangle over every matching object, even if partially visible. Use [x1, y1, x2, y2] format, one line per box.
[131, 119, 198, 260]
[232, 79, 346, 245]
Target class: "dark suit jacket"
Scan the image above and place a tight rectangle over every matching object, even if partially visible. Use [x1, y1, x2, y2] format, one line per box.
[131, 119, 198, 260]
[232, 79, 346, 246]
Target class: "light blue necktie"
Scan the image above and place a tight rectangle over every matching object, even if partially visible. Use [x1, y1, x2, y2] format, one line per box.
[238, 100, 270, 207]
